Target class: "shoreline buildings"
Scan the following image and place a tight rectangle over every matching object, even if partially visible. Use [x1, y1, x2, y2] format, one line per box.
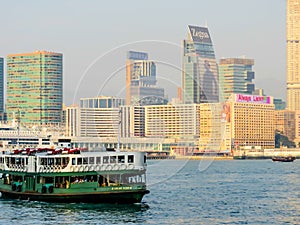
[6, 51, 63, 125]
[182, 25, 219, 104]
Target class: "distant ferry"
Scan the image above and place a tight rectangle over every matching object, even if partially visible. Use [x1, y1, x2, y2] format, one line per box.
[0, 146, 149, 203]
[272, 156, 296, 162]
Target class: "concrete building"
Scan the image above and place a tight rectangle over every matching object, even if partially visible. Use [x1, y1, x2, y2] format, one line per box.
[219, 58, 255, 101]
[229, 94, 275, 149]
[274, 110, 295, 142]
[144, 104, 200, 139]
[6, 51, 63, 124]
[65, 105, 80, 137]
[182, 25, 219, 104]
[78, 96, 124, 137]
[287, 0, 300, 110]
[199, 103, 231, 152]
[125, 51, 165, 106]
[294, 111, 300, 146]
[120, 105, 145, 138]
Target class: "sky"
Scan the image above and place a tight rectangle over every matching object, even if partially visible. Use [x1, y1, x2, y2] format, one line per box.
[0, 0, 286, 105]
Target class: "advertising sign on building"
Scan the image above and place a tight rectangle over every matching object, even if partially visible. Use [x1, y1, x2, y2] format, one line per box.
[235, 94, 271, 104]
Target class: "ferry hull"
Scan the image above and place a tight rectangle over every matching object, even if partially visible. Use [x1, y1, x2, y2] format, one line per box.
[0, 189, 150, 204]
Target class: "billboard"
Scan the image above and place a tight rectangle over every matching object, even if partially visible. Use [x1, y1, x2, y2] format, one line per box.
[235, 94, 271, 104]
[221, 102, 231, 122]
[188, 25, 212, 43]
[127, 51, 148, 60]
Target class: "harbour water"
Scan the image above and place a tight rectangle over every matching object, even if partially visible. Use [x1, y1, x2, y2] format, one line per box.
[0, 159, 299, 224]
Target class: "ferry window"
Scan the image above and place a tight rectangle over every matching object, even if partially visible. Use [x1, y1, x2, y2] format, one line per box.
[83, 157, 88, 165]
[48, 158, 54, 165]
[41, 158, 46, 165]
[89, 157, 94, 164]
[103, 156, 109, 164]
[118, 155, 125, 163]
[110, 156, 116, 163]
[72, 158, 76, 165]
[77, 158, 82, 165]
[62, 157, 69, 166]
[96, 157, 101, 164]
[55, 158, 62, 165]
[128, 155, 134, 163]
[144, 155, 146, 163]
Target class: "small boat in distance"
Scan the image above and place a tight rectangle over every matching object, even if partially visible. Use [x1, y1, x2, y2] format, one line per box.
[272, 156, 296, 162]
[0, 142, 149, 204]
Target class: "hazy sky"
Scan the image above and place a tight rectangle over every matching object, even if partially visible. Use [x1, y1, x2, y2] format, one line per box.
[0, 0, 286, 105]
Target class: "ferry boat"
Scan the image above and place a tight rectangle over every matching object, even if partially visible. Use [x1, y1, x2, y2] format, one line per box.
[0, 147, 149, 203]
[272, 155, 296, 162]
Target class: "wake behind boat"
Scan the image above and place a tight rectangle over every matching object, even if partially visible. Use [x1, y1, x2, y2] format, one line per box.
[0, 145, 149, 203]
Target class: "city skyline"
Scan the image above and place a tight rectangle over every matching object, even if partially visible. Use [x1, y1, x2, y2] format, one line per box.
[0, 0, 285, 105]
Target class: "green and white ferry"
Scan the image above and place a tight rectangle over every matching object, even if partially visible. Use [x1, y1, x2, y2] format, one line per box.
[0, 145, 149, 203]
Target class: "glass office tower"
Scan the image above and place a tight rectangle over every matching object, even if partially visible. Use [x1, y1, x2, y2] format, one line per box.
[182, 25, 219, 104]
[219, 58, 255, 101]
[126, 51, 165, 106]
[7, 51, 63, 124]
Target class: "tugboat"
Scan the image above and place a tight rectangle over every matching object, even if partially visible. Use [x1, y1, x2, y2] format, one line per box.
[272, 155, 296, 162]
[0, 145, 149, 203]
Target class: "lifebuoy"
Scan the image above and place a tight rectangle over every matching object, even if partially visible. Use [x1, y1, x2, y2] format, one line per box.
[120, 164, 127, 170]
[48, 186, 54, 193]
[79, 165, 84, 172]
[41, 186, 47, 193]
[89, 165, 94, 171]
[12, 184, 16, 191]
[128, 164, 134, 170]
[113, 164, 119, 170]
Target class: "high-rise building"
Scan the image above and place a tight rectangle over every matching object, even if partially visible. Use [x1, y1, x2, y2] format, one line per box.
[219, 58, 255, 101]
[144, 104, 200, 139]
[126, 51, 165, 106]
[78, 96, 124, 137]
[287, 0, 300, 110]
[228, 94, 275, 149]
[7, 51, 63, 124]
[0, 57, 4, 115]
[182, 25, 219, 104]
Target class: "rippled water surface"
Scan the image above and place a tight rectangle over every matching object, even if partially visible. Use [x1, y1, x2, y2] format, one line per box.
[1, 159, 300, 224]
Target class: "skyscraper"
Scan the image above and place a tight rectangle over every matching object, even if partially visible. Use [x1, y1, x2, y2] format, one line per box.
[287, 0, 300, 110]
[0, 58, 3, 115]
[219, 58, 255, 101]
[7, 51, 63, 124]
[126, 51, 165, 106]
[182, 25, 219, 104]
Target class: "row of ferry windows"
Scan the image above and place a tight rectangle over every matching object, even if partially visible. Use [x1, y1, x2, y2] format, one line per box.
[38, 155, 134, 166]
[71, 155, 134, 166]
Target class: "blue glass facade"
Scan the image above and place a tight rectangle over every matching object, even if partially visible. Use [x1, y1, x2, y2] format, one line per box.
[182, 25, 219, 104]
